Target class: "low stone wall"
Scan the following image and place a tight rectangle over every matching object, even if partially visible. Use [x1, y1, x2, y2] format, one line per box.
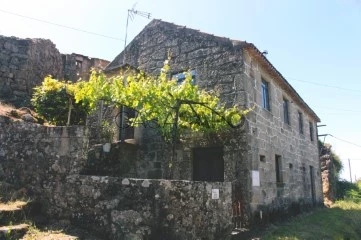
[0, 118, 233, 239]
[53, 176, 232, 240]
[0, 116, 88, 194]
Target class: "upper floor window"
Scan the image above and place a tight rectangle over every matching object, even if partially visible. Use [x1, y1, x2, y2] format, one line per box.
[298, 111, 304, 134]
[283, 98, 290, 125]
[309, 121, 314, 141]
[172, 69, 196, 85]
[275, 155, 283, 183]
[261, 79, 270, 111]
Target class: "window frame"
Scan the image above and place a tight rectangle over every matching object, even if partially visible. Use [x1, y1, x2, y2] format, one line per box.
[309, 121, 314, 141]
[283, 98, 290, 125]
[275, 155, 283, 183]
[261, 79, 270, 111]
[298, 111, 304, 134]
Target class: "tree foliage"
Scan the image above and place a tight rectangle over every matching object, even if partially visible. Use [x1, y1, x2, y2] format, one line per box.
[74, 62, 251, 141]
[31, 76, 90, 125]
[32, 61, 251, 141]
[336, 179, 361, 202]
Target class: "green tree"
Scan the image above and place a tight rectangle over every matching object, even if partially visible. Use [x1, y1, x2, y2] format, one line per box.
[31, 76, 90, 126]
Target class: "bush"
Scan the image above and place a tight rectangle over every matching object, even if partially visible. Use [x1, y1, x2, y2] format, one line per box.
[336, 180, 361, 203]
[31, 77, 90, 126]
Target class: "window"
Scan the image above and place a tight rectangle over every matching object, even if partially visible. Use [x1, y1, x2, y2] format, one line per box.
[172, 69, 196, 85]
[275, 155, 283, 183]
[283, 98, 290, 125]
[261, 79, 270, 111]
[309, 122, 314, 141]
[75, 60, 82, 68]
[260, 155, 266, 162]
[298, 111, 304, 134]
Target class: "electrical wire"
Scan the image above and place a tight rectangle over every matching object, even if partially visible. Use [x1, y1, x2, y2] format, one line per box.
[0, 8, 124, 41]
[287, 77, 361, 93]
[328, 134, 361, 148]
[315, 106, 361, 113]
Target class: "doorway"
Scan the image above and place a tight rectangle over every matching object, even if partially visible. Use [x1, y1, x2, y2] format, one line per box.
[309, 165, 316, 205]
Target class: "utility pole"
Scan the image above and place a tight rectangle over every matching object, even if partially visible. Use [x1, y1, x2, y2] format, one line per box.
[348, 158, 352, 183]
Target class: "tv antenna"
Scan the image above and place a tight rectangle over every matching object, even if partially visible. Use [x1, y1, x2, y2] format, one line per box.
[120, 4, 151, 142]
[123, 4, 152, 58]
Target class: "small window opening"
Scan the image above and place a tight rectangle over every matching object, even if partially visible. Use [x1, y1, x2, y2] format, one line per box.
[172, 69, 196, 85]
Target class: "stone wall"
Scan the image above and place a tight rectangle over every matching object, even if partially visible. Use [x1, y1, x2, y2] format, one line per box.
[0, 36, 63, 107]
[0, 35, 109, 108]
[106, 20, 245, 107]
[62, 53, 110, 82]
[0, 117, 233, 239]
[320, 145, 335, 206]
[53, 175, 232, 240]
[0, 116, 88, 190]
[82, 142, 138, 177]
[243, 49, 323, 221]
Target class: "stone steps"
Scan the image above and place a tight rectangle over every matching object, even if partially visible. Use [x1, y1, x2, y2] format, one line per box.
[0, 200, 29, 225]
[0, 223, 30, 239]
[0, 200, 30, 239]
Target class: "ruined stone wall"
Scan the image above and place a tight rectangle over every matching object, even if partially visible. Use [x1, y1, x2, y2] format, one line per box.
[62, 53, 110, 82]
[0, 36, 63, 107]
[320, 145, 335, 206]
[242, 50, 323, 222]
[0, 35, 109, 108]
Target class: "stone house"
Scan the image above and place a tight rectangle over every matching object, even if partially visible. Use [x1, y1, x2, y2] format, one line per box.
[104, 19, 323, 225]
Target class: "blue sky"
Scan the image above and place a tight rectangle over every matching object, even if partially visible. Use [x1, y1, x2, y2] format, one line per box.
[1, 0, 360, 181]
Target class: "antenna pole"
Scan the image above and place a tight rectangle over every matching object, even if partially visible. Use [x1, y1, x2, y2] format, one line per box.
[119, 8, 151, 142]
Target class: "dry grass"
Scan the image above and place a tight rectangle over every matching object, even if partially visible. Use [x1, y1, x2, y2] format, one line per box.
[0, 223, 29, 231]
[0, 101, 15, 118]
[0, 200, 28, 211]
[22, 226, 78, 240]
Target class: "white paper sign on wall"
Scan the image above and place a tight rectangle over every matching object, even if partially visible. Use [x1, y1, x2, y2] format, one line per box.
[252, 170, 260, 187]
[212, 189, 219, 199]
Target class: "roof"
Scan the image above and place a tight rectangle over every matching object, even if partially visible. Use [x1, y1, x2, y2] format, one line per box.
[106, 19, 320, 122]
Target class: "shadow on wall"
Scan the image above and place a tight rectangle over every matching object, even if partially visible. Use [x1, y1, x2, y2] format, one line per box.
[81, 142, 138, 177]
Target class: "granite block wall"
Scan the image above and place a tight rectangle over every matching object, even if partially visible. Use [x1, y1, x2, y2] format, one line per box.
[0, 117, 233, 239]
[0, 36, 63, 107]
